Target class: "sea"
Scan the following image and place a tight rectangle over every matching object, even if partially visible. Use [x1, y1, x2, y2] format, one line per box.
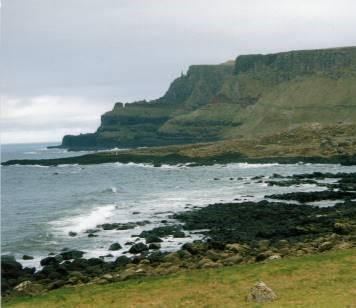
[2, 142, 356, 269]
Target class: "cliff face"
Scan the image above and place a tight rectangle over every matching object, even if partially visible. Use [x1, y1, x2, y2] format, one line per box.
[62, 63, 234, 149]
[61, 47, 356, 150]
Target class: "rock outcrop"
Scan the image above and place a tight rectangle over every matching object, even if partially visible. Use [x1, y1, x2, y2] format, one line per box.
[246, 281, 277, 303]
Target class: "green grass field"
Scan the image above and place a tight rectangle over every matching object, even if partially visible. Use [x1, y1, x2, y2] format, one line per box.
[4, 248, 356, 307]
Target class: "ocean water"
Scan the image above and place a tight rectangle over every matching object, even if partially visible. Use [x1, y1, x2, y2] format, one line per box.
[2, 143, 356, 269]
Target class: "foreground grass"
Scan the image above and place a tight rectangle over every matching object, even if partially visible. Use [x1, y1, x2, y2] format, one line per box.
[4, 248, 356, 307]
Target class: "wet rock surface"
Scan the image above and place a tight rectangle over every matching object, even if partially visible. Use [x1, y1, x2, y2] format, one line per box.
[108, 243, 122, 251]
[129, 243, 149, 254]
[266, 190, 356, 203]
[139, 225, 185, 240]
[174, 200, 356, 245]
[97, 221, 150, 231]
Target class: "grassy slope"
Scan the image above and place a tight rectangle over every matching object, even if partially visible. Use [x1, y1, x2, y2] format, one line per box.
[225, 74, 356, 138]
[5, 248, 356, 307]
[163, 71, 356, 140]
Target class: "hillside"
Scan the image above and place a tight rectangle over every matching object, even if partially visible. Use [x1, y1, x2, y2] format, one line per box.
[60, 47, 356, 150]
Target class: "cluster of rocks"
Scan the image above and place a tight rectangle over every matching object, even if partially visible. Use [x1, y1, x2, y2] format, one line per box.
[139, 225, 186, 240]
[2, 224, 355, 298]
[266, 190, 356, 203]
[97, 221, 150, 231]
[268, 172, 356, 190]
[2, 170, 355, 299]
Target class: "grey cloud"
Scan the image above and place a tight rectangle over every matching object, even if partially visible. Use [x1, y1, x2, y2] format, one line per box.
[1, 0, 356, 143]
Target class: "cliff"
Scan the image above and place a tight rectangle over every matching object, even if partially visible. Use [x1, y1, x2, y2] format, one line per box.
[62, 63, 234, 149]
[60, 46, 356, 150]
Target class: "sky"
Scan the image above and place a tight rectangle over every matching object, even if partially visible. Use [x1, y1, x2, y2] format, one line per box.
[1, 0, 356, 144]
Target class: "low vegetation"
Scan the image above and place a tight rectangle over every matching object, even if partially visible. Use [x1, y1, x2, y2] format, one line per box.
[4, 248, 356, 307]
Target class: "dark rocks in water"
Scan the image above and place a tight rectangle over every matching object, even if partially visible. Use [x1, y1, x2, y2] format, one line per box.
[266, 179, 319, 187]
[125, 241, 135, 246]
[88, 233, 98, 238]
[145, 235, 163, 244]
[140, 225, 184, 240]
[23, 267, 36, 275]
[98, 223, 123, 230]
[129, 243, 149, 254]
[174, 200, 356, 245]
[98, 220, 150, 231]
[85, 229, 100, 234]
[266, 190, 356, 203]
[87, 258, 105, 266]
[114, 256, 131, 268]
[22, 255, 34, 260]
[109, 243, 122, 251]
[1, 255, 23, 279]
[60, 250, 85, 260]
[3, 170, 354, 295]
[173, 231, 186, 238]
[267, 172, 356, 203]
[135, 221, 150, 226]
[132, 211, 140, 215]
[271, 173, 283, 178]
[287, 172, 356, 180]
[68, 231, 78, 237]
[148, 243, 161, 250]
[1, 255, 39, 293]
[40, 256, 62, 267]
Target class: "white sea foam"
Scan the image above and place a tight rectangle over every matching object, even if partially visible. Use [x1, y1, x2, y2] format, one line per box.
[233, 163, 280, 169]
[114, 162, 154, 168]
[159, 164, 188, 169]
[50, 204, 116, 234]
[12, 164, 50, 168]
[104, 147, 129, 152]
[24, 151, 37, 155]
[57, 164, 79, 167]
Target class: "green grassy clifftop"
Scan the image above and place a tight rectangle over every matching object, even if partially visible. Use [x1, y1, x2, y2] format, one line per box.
[61, 47, 356, 150]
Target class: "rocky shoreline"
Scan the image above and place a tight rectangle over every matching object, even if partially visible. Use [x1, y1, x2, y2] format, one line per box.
[3, 151, 356, 167]
[2, 171, 356, 299]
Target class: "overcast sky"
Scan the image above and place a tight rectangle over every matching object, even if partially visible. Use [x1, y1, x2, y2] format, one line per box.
[1, 0, 356, 144]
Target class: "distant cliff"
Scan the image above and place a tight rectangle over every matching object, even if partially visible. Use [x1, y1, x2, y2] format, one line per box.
[61, 46, 356, 150]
